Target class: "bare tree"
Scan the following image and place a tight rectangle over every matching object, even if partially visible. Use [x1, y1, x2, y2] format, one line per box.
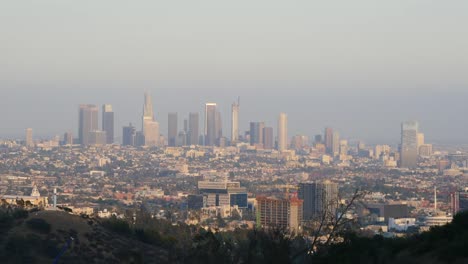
[293, 188, 366, 260]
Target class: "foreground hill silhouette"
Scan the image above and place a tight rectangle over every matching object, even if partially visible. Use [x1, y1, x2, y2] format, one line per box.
[311, 211, 468, 264]
[0, 207, 467, 263]
[0, 209, 170, 263]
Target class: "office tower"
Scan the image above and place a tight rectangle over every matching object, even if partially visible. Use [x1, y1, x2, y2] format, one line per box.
[314, 135, 323, 144]
[419, 144, 433, 157]
[63, 132, 73, 145]
[332, 131, 340, 157]
[277, 113, 288, 151]
[188, 112, 199, 145]
[298, 181, 339, 221]
[183, 119, 188, 133]
[88, 130, 107, 146]
[417, 132, 425, 154]
[324, 127, 333, 155]
[263, 127, 274, 149]
[215, 111, 223, 142]
[375, 145, 391, 159]
[25, 128, 33, 147]
[256, 196, 303, 232]
[79, 104, 99, 146]
[204, 103, 217, 146]
[451, 188, 468, 214]
[250, 122, 265, 146]
[122, 123, 136, 146]
[135, 131, 145, 147]
[142, 92, 160, 146]
[144, 121, 160, 147]
[198, 181, 248, 208]
[168, 112, 178, 147]
[291, 135, 309, 150]
[231, 100, 240, 144]
[177, 131, 187, 146]
[339, 139, 348, 156]
[400, 121, 419, 168]
[102, 104, 114, 144]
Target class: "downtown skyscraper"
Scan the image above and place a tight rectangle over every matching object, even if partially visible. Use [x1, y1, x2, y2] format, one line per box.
[168, 112, 178, 147]
[102, 104, 114, 144]
[204, 103, 217, 146]
[400, 121, 419, 168]
[188, 112, 199, 145]
[277, 113, 288, 151]
[122, 123, 136, 146]
[25, 128, 33, 148]
[324, 127, 334, 155]
[262, 127, 274, 149]
[231, 100, 239, 144]
[250, 122, 265, 147]
[332, 131, 340, 157]
[79, 104, 98, 146]
[215, 111, 223, 144]
[142, 92, 159, 147]
[298, 181, 339, 220]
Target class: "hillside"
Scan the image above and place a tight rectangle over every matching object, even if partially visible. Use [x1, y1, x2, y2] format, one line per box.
[311, 211, 468, 264]
[0, 207, 467, 263]
[0, 209, 170, 263]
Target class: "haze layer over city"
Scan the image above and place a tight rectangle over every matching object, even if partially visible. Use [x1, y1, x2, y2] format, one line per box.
[0, 1, 467, 263]
[1, 1, 468, 143]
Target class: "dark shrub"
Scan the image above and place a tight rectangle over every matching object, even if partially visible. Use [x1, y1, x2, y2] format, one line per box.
[26, 218, 51, 234]
[12, 208, 29, 219]
[102, 217, 131, 235]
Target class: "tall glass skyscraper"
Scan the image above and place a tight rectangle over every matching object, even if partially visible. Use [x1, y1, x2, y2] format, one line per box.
[250, 122, 265, 146]
[79, 104, 98, 146]
[122, 123, 136, 146]
[204, 103, 217, 146]
[263, 127, 274, 149]
[102, 104, 114, 144]
[188, 112, 199, 145]
[324, 127, 334, 155]
[400, 121, 419, 168]
[298, 181, 339, 220]
[168, 112, 178, 147]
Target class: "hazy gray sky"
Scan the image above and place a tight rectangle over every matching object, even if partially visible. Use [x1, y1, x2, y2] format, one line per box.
[1, 1, 467, 143]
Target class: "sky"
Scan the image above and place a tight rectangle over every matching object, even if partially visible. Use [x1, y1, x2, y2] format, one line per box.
[1, 1, 467, 144]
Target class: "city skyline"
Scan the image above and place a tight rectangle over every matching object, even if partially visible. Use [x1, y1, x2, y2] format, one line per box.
[0, 1, 467, 261]
[1, 1, 468, 144]
[1, 88, 467, 146]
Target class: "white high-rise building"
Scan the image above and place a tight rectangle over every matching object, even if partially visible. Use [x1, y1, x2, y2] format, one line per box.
[142, 92, 160, 147]
[204, 103, 217, 146]
[231, 100, 239, 144]
[278, 113, 288, 151]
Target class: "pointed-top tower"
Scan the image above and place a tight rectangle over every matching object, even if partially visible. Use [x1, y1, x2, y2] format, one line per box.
[143, 91, 154, 121]
[141, 91, 160, 146]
